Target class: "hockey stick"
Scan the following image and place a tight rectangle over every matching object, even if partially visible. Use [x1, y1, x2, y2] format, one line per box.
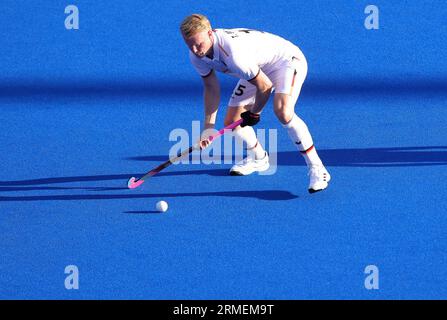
[127, 119, 243, 189]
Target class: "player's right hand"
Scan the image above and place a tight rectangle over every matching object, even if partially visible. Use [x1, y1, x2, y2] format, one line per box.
[198, 138, 211, 150]
[199, 127, 216, 150]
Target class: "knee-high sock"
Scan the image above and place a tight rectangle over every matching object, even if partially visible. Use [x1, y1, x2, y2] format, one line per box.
[283, 114, 323, 167]
[233, 126, 266, 160]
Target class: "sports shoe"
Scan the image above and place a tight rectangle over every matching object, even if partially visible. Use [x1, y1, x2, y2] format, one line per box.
[229, 152, 270, 176]
[308, 165, 331, 193]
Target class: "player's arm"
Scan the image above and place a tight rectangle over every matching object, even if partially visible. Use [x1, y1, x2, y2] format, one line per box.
[240, 69, 273, 127]
[248, 69, 273, 114]
[202, 70, 220, 129]
[198, 70, 220, 149]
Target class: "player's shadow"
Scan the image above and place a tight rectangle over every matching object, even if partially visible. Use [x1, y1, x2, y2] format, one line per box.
[0, 186, 96, 192]
[0, 174, 139, 187]
[0, 190, 298, 202]
[0, 146, 447, 196]
[127, 146, 447, 169]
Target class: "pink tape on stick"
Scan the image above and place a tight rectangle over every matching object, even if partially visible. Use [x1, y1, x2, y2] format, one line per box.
[208, 118, 243, 142]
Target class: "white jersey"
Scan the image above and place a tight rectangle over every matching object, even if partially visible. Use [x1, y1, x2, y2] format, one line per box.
[189, 28, 305, 81]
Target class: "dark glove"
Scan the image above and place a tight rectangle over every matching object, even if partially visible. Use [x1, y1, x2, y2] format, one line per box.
[240, 110, 260, 127]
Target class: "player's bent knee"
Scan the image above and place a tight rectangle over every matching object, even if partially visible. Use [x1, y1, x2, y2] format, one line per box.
[274, 97, 294, 124]
[274, 107, 293, 124]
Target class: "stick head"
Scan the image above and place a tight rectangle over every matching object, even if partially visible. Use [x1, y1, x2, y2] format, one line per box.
[127, 177, 144, 189]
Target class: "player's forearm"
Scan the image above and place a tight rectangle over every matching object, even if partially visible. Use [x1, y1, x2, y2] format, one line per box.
[251, 88, 271, 114]
[203, 86, 220, 128]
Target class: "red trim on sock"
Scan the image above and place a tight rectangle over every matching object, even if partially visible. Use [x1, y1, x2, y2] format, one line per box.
[246, 141, 258, 150]
[300, 145, 314, 154]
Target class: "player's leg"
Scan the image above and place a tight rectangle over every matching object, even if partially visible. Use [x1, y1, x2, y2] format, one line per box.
[274, 93, 324, 169]
[224, 105, 266, 160]
[272, 57, 330, 193]
[274, 92, 330, 192]
[226, 81, 269, 175]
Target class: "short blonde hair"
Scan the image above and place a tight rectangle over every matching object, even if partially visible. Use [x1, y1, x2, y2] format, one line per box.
[180, 14, 212, 38]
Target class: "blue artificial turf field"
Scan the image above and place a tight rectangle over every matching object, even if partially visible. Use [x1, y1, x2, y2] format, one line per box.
[0, 0, 446, 299]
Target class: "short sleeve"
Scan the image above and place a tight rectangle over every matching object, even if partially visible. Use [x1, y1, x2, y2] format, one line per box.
[189, 52, 213, 77]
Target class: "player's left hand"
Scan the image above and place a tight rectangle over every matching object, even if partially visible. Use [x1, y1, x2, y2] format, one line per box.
[240, 110, 260, 127]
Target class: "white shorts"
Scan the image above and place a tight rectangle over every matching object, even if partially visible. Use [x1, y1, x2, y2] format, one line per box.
[228, 55, 308, 107]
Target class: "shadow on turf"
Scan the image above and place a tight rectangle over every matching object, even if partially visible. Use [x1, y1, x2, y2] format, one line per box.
[0, 146, 445, 189]
[0, 174, 137, 186]
[1, 77, 446, 100]
[0, 171, 228, 187]
[127, 146, 447, 168]
[124, 211, 161, 214]
[0, 186, 97, 192]
[0, 190, 298, 202]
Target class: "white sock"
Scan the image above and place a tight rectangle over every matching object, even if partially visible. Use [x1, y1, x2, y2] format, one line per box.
[233, 126, 266, 160]
[283, 114, 323, 168]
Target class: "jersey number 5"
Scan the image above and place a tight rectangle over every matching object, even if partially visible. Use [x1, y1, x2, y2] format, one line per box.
[234, 84, 246, 96]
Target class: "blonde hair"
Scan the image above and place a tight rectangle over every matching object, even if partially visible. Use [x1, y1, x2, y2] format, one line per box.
[180, 14, 212, 38]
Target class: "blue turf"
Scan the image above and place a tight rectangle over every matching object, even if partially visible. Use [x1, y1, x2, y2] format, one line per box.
[1, 1, 446, 299]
